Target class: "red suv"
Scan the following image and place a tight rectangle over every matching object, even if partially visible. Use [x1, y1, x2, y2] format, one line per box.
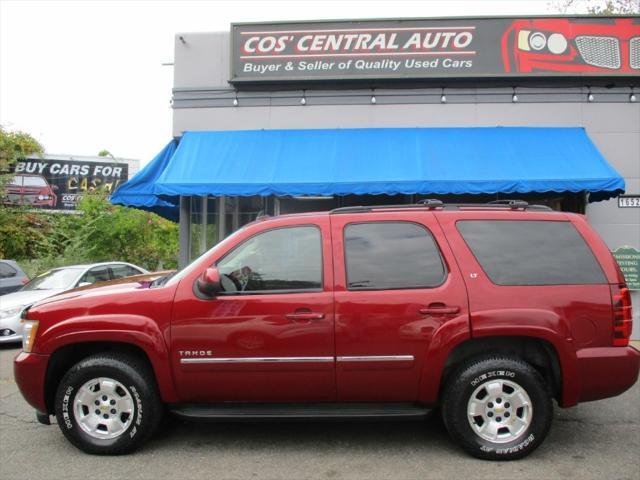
[14, 201, 639, 460]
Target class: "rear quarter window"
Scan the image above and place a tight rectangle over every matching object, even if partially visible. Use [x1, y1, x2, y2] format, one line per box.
[457, 220, 606, 286]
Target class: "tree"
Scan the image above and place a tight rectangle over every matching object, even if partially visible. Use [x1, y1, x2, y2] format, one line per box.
[588, 0, 640, 13]
[0, 127, 44, 191]
[551, 0, 640, 14]
[68, 193, 179, 270]
[98, 149, 115, 158]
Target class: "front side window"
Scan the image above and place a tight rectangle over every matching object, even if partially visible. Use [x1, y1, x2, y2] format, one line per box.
[344, 222, 446, 290]
[217, 226, 322, 293]
[457, 220, 606, 286]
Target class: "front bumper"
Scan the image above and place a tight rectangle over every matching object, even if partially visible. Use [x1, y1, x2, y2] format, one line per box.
[14, 351, 50, 413]
[0, 314, 23, 344]
[576, 346, 640, 403]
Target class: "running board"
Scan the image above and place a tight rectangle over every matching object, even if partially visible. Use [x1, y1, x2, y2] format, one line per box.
[169, 403, 431, 421]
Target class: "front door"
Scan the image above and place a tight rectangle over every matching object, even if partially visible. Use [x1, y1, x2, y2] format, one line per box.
[330, 212, 468, 401]
[171, 219, 335, 402]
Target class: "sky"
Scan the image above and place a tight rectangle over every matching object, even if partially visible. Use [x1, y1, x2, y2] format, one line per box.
[0, 0, 612, 165]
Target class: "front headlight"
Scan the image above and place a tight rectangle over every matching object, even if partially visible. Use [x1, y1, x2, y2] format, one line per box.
[547, 33, 567, 54]
[22, 320, 39, 352]
[0, 306, 23, 319]
[517, 30, 567, 55]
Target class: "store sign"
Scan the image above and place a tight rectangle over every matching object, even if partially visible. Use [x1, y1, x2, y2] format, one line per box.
[613, 246, 640, 290]
[231, 17, 640, 83]
[618, 195, 640, 208]
[5, 159, 128, 211]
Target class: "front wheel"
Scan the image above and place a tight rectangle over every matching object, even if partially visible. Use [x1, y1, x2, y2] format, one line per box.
[54, 354, 162, 455]
[441, 355, 553, 460]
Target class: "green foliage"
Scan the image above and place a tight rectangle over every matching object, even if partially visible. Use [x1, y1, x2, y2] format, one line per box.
[0, 208, 59, 260]
[1, 193, 178, 276]
[67, 193, 179, 271]
[0, 127, 44, 192]
[98, 149, 114, 158]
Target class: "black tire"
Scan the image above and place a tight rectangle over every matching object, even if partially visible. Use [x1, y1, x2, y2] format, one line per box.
[54, 353, 162, 455]
[441, 355, 553, 460]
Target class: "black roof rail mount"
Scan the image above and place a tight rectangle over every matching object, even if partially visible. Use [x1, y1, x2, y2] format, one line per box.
[487, 199, 529, 209]
[416, 199, 444, 208]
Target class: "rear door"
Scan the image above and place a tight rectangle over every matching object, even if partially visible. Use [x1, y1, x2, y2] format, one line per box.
[330, 211, 469, 401]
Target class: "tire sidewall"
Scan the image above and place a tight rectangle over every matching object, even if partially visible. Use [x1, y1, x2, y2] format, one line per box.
[444, 358, 552, 460]
[54, 358, 154, 454]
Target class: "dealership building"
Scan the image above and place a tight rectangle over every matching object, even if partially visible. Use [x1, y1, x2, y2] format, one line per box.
[111, 15, 640, 338]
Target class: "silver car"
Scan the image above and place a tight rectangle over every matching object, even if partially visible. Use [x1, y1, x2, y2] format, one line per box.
[0, 262, 147, 344]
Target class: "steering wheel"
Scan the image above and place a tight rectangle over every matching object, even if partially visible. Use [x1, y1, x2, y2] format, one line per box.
[221, 273, 241, 292]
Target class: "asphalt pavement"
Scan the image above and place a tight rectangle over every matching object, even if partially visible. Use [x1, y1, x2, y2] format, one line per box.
[1, 343, 638, 480]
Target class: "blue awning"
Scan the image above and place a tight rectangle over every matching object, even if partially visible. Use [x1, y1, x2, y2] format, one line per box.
[112, 127, 625, 219]
[110, 139, 179, 221]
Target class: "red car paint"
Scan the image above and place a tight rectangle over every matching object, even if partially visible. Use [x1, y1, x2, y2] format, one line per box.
[502, 18, 640, 74]
[4, 174, 58, 207]
[14, 207, 640, 416]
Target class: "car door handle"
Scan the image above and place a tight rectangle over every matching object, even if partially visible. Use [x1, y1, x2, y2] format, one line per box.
[419, 305, 460, 315]
[285, 312, 325, 321]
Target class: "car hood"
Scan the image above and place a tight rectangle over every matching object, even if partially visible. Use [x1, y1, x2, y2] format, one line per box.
[0, 289, 64, 310]
[33, 270, 174, 308]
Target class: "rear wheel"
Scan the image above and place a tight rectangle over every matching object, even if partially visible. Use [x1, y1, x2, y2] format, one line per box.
[442, 355, 552, 460]
[54, 353, 162, 455]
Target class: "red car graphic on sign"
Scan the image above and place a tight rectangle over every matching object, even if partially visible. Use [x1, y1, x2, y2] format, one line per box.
[502, 17, 640, 73]
[4, 174, 58, 207]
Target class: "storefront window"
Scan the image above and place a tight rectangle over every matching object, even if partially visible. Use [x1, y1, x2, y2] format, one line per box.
[189, 196, 271, 261]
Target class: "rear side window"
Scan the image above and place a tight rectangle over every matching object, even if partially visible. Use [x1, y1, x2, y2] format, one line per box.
[110, 265, 142, 279]
[0, 262, 17, 279]
[457, 220, 606, 286]
[344, 222, 446, 290]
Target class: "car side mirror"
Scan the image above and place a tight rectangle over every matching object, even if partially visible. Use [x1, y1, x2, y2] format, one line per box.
[51, 185, 59, 191]
[77, 282, 92, 288]
[197, 267, 222, 297]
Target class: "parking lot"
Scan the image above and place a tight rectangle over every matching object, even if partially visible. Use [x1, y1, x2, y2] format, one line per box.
[0, 343, 638, 480]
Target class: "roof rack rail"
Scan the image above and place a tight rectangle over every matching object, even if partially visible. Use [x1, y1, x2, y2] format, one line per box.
[442, 202, 552, 211]
[331, 199, 443, 215]
[330, 200, 552, 214]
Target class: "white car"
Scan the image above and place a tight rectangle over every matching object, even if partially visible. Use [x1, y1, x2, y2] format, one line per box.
[0, 262, 148, 344]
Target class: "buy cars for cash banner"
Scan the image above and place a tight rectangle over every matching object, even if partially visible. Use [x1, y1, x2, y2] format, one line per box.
[7, 158, 128, 211]
[230, 17, 640, 83]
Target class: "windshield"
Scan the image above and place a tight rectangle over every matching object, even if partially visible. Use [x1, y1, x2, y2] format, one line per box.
[22, 176, 48, 187]
[164, 225, 250, 287]
[10, 175, 48, 187]
[21, 268, 83, 291]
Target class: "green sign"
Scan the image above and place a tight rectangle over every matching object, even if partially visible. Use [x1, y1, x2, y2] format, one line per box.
[613, 246, 640, 290]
